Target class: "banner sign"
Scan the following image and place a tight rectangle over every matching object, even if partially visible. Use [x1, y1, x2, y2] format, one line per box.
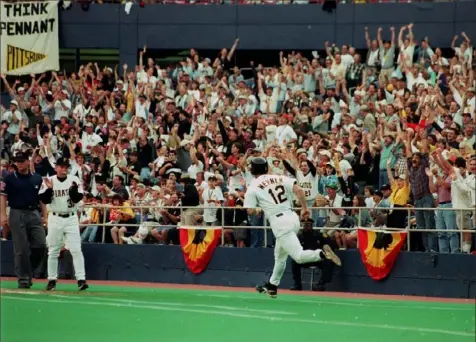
[179, 227, 222, 274]
[358, 228, 407, 281]
[0, 2, 59, 75]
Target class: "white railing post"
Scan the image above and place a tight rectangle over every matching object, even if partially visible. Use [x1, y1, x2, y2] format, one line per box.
[406, 207, 411, 252]
[101, 204, 107, 244]
[221, 205, 225, 246]
[459, 208, 463, 253]
[139, 206, 144, 226]
[263, 212, 267, 248]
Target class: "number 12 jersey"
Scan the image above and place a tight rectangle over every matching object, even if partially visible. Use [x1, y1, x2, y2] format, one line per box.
[244, 174, 296, 218]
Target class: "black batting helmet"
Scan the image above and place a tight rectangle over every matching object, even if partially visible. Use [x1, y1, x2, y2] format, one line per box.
[250, 157, 268, 176]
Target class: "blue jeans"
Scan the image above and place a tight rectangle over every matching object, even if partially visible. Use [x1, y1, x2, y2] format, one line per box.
[81, 225, 98, 243]
[379, 169, 389, 189]
[435, 203, 459, 253]
[249, 213, 263, 247]
[307, 199, 319, 226]
[140, 167, 151, 181]
[248, 213, 274, 247]
[415, 195, 437, 252]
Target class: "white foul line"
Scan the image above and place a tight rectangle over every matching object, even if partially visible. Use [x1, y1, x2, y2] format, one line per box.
[195, 293, 475, 311]
[2, 296, 474, 338]
[55, 295, 298, 315]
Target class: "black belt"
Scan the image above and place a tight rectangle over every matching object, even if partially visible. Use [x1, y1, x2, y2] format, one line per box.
[439, 201, 451, 205]
[11, 206, 38, 211]
[52, 212, 75, 218]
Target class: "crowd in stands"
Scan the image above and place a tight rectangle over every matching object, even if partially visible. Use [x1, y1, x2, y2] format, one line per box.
[1, 25, 475, 253]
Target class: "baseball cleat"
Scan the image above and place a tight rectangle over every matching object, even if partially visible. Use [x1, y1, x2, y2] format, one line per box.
[256, 282, 278, 298]
[78, 280, 89, 291]
[45, 280, 56, 291]
[322, 245, 342, 267]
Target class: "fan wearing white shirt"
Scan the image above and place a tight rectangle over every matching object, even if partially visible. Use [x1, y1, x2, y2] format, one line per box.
[257, 75, 278, 114]
[135, 94, 150, 120]
[175, 86, 190, 109]
[140, 67, 158, 88]
[340, 45, 355, 71]
[265, 116, 278, 145]
[188, 146, 204, 180]
[199, 176, 224, 226]
[2, 101, 22, 135]
[81, 123, 103, 155]
[452, 32, 473, 68]
[53, 90, 72, 121]
[397, 24, 416, 69]
[451, 158, 474, 253]
[72, 100, 92, 123]
[275, 116, 297, 146]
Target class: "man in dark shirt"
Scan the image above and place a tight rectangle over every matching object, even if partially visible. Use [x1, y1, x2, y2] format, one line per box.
[136, 137, 154, 181]
[104, 175, 129, 200]
[123, 152, 141, 185]
[405, 133, 437, 252]
[0, 152, 47, 288]
[290, 218, 337, 291]
[166, 174, 202, 244]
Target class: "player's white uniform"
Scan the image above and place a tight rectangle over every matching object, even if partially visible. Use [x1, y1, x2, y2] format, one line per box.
[244, 174, 322, 286]
[39, 175, 86, 281]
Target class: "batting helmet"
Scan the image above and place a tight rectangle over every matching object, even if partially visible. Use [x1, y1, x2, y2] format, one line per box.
[250, 157, 268, 176]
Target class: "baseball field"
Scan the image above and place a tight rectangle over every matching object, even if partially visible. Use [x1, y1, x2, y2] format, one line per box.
[1, 278, 474, 342]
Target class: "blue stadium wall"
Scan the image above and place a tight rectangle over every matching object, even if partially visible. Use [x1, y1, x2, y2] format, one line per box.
[1, 241, 475, 298]
[58, 3, 476, 67]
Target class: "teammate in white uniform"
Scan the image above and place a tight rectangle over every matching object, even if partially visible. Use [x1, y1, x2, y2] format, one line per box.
[244, 158, 341, 298]
[39, 158, 89, 291]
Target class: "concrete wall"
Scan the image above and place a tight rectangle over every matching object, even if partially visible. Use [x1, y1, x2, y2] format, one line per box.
[1, 241, 475, 298]
[58, 3, 476, 67]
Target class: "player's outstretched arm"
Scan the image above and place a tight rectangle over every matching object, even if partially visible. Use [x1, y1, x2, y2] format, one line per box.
[293, 183, 309, 218]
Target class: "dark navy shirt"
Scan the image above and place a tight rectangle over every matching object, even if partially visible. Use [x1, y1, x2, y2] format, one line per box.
[0, 172, 43, 209]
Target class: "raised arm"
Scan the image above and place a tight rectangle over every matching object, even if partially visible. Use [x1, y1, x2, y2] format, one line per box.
[451, 35, 458, 51]
[398, 25, 406, 50]
[386, 159, 395, 184]
[365, 27, 371, 49]
[407, 23, 415, 46]
[377, 27, 383, 47]
[461, 31, 471, 46]
[227, 39, 240, 61]
[405, 131, 413, 158]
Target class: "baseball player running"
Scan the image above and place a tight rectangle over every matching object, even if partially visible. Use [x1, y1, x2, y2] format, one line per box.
[244, 158, 341, 298]
[39, 158, 89, 291]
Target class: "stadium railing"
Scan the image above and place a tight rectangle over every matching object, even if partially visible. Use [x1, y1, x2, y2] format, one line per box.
[78, 204, 476, 251]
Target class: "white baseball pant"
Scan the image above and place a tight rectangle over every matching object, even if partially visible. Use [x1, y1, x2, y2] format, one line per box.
[268, 211, 322, 286]
[46, 213, 86, 281]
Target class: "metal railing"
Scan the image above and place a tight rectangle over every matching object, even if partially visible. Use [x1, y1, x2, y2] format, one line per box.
[77, 204, 476, 252]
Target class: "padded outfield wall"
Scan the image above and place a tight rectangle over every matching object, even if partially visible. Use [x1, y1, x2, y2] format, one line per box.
[1, 241, 475, 298]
